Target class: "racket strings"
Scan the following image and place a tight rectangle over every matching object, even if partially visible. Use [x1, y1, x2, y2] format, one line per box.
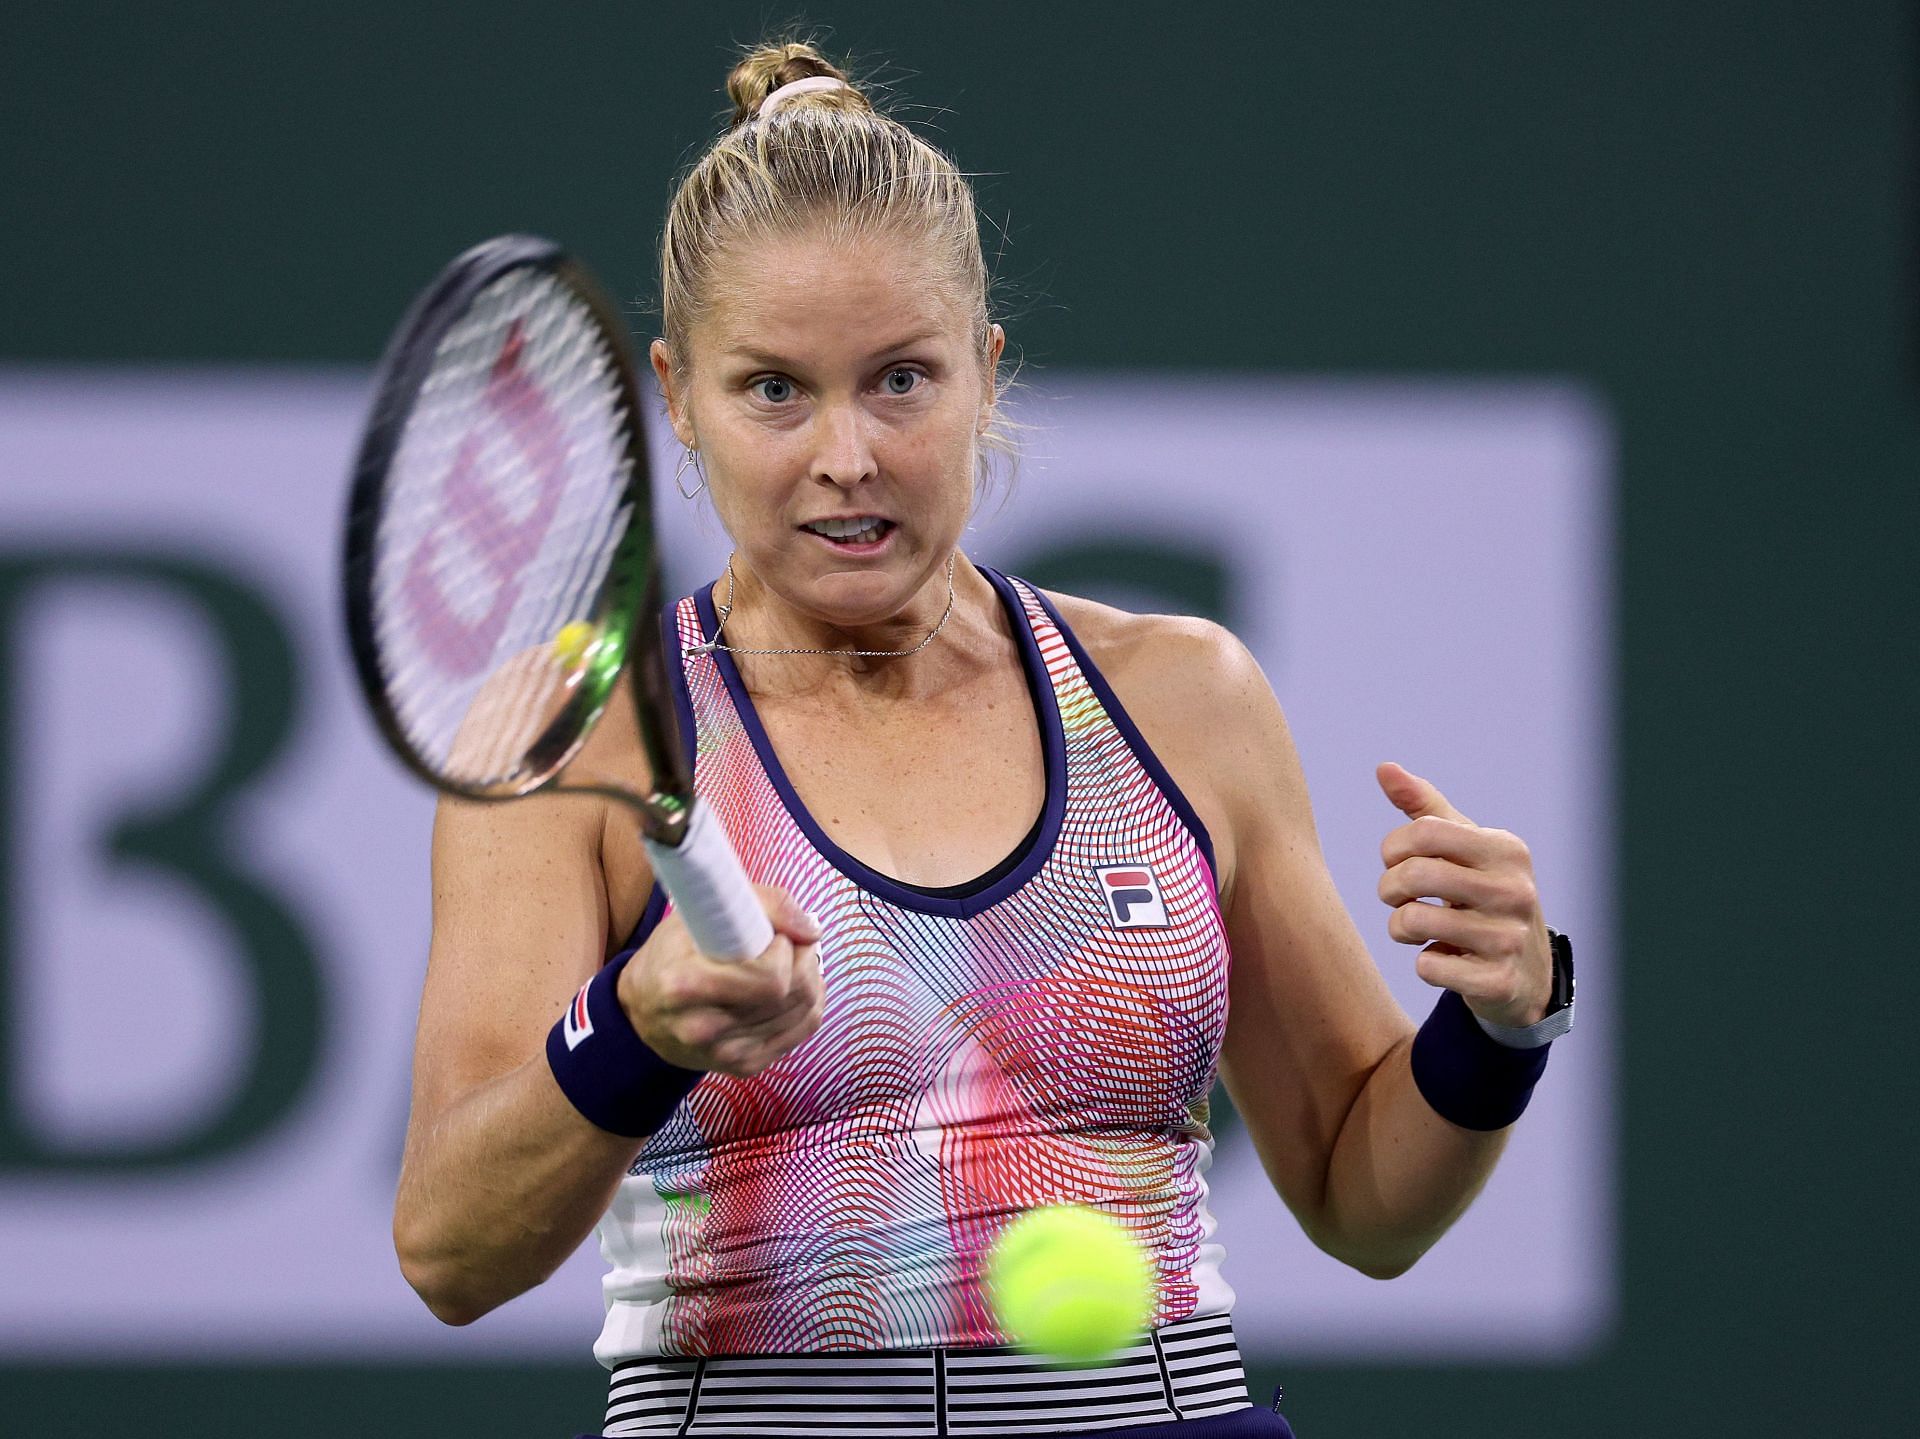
[369, 267, 637, 790]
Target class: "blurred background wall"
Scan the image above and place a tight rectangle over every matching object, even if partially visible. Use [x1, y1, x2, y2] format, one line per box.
[2, 3, 1912, 1435]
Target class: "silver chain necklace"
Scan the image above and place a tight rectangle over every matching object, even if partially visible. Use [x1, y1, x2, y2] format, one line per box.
[685, 552, 958, 660]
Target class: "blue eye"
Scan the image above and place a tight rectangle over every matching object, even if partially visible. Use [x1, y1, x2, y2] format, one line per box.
[883, 368, 920, 395]
[753, 376, 794, 404]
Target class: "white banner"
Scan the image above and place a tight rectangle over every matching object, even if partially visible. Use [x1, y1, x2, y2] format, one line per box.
[0, 370, 1613, 1360]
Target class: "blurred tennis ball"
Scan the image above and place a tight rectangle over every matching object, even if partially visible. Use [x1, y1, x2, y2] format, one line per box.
[986, 1204, 1155, 1366]
[552, 620, 597, 671]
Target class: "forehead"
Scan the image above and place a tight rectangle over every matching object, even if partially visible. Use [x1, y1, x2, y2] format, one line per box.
[699, 225, 970, 360]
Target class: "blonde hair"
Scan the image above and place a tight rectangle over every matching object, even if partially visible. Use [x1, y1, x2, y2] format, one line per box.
[659, 40, 1015, 490]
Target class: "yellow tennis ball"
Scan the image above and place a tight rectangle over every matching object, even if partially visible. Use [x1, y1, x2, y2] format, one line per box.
[552, 620, 597, 671]
[986, 1204, 1156, 1366]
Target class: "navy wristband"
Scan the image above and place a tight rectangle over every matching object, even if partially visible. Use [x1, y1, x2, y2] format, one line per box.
[1409, 989, 1553, 1131]
[546, 952, 704, 1138]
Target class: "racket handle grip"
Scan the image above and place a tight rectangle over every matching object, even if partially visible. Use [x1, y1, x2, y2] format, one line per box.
[642, 799, 775, 963]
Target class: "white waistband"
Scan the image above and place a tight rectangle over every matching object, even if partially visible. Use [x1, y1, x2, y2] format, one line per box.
[603, 1312, 1250, 1436]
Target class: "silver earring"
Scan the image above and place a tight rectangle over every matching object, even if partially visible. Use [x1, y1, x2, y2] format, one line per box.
[673, 445, 705, 500]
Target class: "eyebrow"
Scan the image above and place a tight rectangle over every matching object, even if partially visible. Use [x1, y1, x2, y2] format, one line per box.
[721, 329, 947, 368]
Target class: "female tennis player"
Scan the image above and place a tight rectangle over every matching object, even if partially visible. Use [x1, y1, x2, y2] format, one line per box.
[392, 41, 1573, 1439]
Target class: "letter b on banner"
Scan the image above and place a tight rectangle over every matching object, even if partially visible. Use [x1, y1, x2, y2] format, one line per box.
[0, 549, 325, 1172]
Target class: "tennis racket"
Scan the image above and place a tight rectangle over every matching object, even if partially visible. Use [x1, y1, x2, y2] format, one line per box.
[341, 233, 772, 963]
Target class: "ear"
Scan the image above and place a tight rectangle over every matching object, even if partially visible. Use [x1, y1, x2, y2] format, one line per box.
[649, 339, 697, 449]
[976, 323, 1007, 434]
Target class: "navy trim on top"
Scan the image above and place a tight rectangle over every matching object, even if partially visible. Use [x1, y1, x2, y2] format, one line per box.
[687, 567, 1069, 920]
[1023, 584, 1219, 886]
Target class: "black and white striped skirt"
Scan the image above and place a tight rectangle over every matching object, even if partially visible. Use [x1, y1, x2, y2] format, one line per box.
[601, 1312, 1255, 1436]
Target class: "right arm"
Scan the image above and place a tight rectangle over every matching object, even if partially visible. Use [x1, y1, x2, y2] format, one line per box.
[393, 686, 825, 1325]
[391, 780, 635, 1325]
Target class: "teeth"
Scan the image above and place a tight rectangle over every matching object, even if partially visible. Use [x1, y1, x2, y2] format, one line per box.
[808, 517, 887, 541]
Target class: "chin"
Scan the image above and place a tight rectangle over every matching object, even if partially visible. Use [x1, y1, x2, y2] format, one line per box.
[801, 566, 911, 623]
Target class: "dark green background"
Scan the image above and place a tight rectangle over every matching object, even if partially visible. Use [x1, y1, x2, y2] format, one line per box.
[4, 2, 1913, 1434]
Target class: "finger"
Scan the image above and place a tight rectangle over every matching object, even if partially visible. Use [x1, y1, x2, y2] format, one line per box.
[679, 932, 796, 1014]
[689, 927, 823, 1021]
[1380, 815, 1506, 870]
[753, 939, 828, 1025]
[1385, 900, 1506, 953]
[756, 884, 822, 945]
[1377, 855, 1508, 911]
[678, 971, 810, 1054]
[737, 943, 826, 1041]
[792, 941, 825, 1011]
[1410, 944, 1483, 996]
[768, 974, 828, 1046]
[1409, 944, 1537, 1018]
[719, 982, 815, 1045]
[715, 986, 827, 1076]
[763, 943, 822, 1019]
[1376, 762, 1474, 825]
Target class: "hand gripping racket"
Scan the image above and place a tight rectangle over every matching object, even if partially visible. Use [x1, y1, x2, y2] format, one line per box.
[342, 234, 773, 963]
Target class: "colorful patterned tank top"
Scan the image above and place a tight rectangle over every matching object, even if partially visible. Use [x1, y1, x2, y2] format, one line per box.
[592, 568, 1236, 1365]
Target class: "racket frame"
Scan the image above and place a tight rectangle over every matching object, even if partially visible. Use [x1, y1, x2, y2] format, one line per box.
[342, 234, 696, 844]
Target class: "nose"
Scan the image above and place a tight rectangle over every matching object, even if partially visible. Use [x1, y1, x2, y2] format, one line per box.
[810, 401, 877, 490]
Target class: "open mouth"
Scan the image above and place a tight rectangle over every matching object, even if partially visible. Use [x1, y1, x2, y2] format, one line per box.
[799, 516, 896, 547]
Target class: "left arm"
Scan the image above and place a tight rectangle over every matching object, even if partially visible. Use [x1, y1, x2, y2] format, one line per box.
[1086, 612, 1553, 1278]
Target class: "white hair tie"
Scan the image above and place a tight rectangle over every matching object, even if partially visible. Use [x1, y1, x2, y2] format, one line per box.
[757, 75, 849, 117]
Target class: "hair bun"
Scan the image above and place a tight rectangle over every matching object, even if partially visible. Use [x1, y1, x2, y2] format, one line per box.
[725, 41, 870, 127]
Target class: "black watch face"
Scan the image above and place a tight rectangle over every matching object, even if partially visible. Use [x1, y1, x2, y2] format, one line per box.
[1547, 930, 1575, 1013]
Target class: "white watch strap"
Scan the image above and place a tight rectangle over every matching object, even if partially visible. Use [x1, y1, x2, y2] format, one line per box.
[1474, 1001, 1574, 1050]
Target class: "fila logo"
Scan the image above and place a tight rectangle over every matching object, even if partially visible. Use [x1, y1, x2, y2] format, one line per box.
[562, 982, 595, 1050]
[1095, 865, 1169, 928]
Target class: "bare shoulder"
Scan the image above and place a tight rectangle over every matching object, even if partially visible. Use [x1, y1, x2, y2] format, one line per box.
[1039, 590, 1299, 900]
[1039, 590, 1274, 741]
